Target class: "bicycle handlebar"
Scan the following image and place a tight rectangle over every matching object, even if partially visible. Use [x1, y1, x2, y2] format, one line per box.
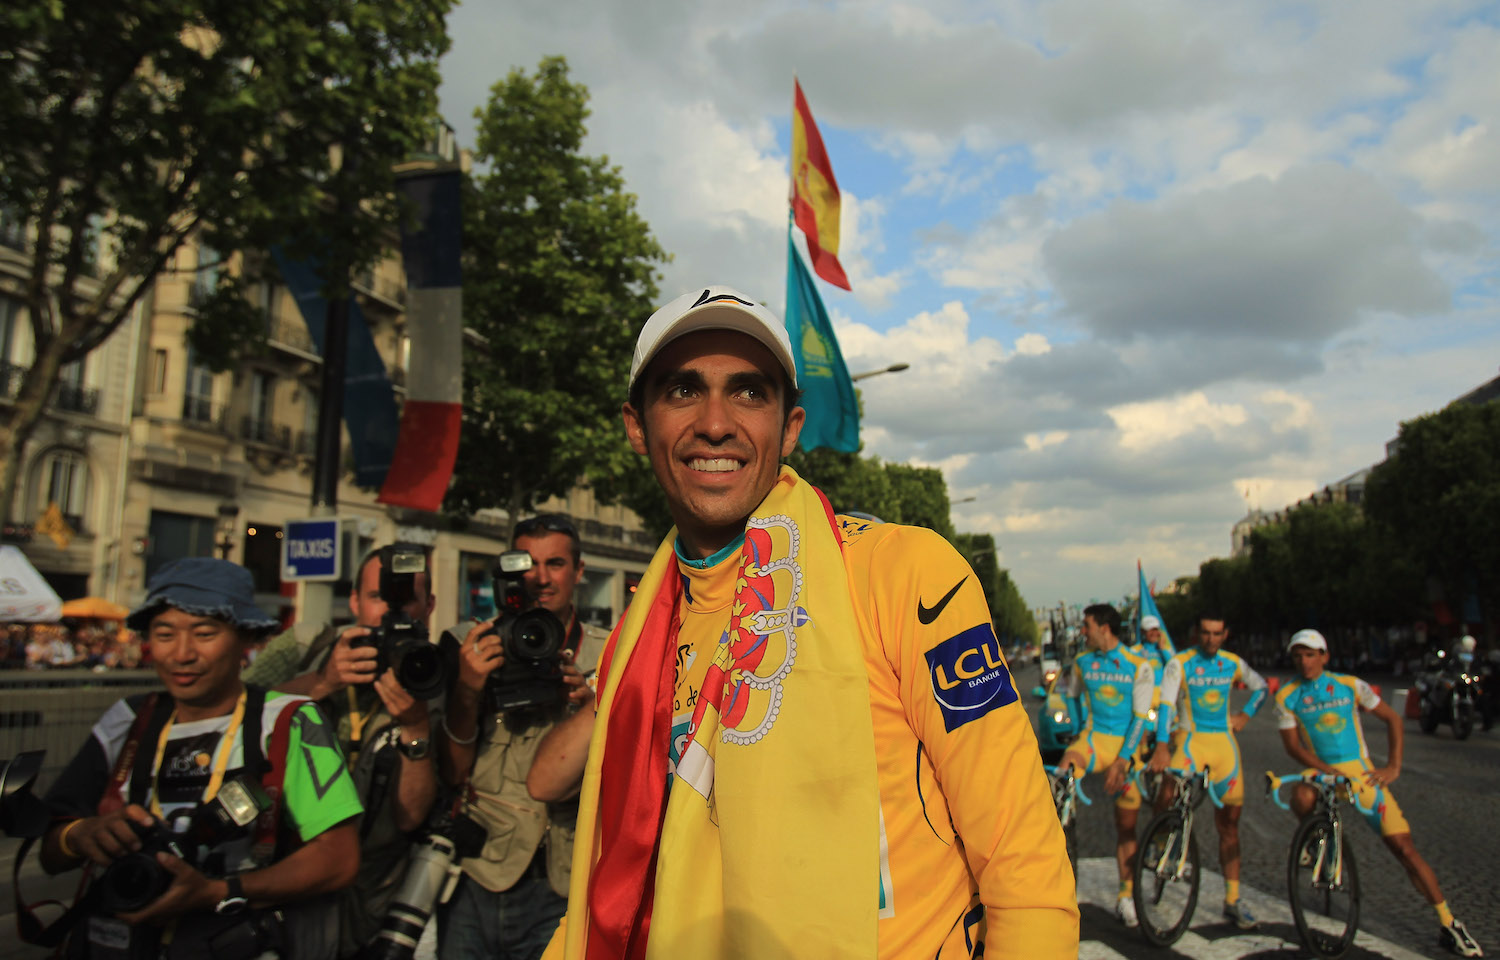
[1264, 770, 1379, 817]
[1124, 762, 1225, 808]
[1043, 764, 1092, 806]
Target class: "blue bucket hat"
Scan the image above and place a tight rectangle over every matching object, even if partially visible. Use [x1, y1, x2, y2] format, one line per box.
[126, 557, 279, 635]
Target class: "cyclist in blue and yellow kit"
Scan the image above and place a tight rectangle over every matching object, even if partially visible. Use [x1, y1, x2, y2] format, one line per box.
[1056, 604, 1154, 927]
[1275, 629, 1483, 958]
[1149, 612, 1267, 929]
[1130, 614, 1175, 762]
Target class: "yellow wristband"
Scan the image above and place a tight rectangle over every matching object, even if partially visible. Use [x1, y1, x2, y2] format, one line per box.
[57, 819, 84, 859]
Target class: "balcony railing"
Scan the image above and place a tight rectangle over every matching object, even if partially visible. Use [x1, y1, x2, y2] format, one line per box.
[353, 268, 406, 307]
[240, 416, 292, 451]
[54, 382, 100, 415]
[265, 316, 318, 356]
[294, 430, 318, 458]
[181, 395, 228, 431]
[0, 362, 99, 416]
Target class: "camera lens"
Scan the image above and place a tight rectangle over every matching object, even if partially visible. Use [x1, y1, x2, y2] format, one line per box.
[101, 851, 170, 913]
[396, 644, 446, 701]
[509, 612, 563, 662]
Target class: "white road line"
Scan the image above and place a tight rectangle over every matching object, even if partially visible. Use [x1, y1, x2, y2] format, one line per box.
[1077, 857, 1436, 960]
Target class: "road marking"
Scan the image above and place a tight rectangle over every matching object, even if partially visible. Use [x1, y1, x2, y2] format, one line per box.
[1076, 858, 1435, 959]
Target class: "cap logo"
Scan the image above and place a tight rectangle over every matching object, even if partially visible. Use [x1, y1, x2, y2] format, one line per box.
[692, 289, 754, 308]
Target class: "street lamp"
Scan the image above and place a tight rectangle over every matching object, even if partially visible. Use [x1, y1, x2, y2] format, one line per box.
[850, 362, 910, 382]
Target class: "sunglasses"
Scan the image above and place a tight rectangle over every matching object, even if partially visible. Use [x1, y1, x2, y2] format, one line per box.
[513, 514, 578, 538]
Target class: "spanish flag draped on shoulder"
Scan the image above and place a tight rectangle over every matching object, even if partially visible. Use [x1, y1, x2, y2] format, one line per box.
[790, 78, 850, 290]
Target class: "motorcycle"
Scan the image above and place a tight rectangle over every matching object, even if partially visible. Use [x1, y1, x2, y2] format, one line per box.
[1414, 652, 1480, 740]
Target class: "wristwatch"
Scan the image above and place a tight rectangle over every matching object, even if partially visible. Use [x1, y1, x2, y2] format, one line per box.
[396, 729, 431, 760]
[214, 875, 248, 916]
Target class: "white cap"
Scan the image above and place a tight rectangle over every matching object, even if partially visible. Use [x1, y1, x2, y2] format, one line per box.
[1288, 629, 1328, 653]
[1140, 615, 1162, 632]
[1459, 635, 1477, 653]
[629, 286, 797, 392]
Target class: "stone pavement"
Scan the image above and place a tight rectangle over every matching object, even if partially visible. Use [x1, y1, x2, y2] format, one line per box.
[1077, 856, 1436, 959]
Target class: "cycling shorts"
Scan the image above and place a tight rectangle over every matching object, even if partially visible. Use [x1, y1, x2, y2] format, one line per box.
[1063, 730, 1142, 810]
[1301, 760, 1411, 838]
[1169, 731, 1244, 806]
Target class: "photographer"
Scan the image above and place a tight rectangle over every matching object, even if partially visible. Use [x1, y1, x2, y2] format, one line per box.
[241, 544, 442, 957]
[436, 515, 606, 960]
[40, 558, 363, 959]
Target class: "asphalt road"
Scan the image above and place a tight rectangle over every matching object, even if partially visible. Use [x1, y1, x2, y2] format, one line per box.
[1045, 669, 1500, 959]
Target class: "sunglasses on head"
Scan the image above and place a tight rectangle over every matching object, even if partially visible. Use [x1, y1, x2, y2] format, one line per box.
[513, 515, 577, 538]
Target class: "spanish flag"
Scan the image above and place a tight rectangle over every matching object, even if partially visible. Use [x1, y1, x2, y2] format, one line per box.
[790, 79, 851, 290]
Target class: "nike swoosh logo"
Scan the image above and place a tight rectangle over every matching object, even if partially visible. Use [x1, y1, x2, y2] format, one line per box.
[917, 576, 968, 624]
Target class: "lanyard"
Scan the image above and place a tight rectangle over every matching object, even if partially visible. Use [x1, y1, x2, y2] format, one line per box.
[148, 690, 247, 819]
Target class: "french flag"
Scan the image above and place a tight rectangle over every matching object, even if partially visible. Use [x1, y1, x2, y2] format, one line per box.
[378, 170, 463, 512]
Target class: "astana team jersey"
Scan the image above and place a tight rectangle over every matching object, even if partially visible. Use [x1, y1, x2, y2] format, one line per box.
[669, 517, 1076, 960]
[1274, 672, 1381, 765]
[1157, 648, 1268, 737]
[1062, 646, 1154, 753]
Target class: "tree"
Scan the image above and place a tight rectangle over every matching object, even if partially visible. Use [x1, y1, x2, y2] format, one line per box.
[445, 57, 668, 523]
[1366, 399, 1500, 630]
[0, 0, 453, 524]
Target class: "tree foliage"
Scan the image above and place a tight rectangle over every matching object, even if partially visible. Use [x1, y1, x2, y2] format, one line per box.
[956, 532, 1038, 646]
[1365, 399, 1500, 626]
[444, 57, 669, 523]
[0, 0, 452, 523]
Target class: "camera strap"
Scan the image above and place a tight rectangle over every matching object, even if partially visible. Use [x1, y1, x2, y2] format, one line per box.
[251, 694, 302, 860]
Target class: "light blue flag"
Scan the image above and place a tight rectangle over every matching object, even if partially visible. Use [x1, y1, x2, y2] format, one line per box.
[1137, 560, 1173, 647]
[785, 234, 859, 452]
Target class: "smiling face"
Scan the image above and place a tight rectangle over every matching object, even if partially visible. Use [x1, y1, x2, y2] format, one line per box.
[623, 329, 804, 558]
[148, 607, 247, 718]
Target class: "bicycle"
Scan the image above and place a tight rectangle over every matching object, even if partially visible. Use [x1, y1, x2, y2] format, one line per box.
[1043, 763, 1092, 886]
[1266, 771, 1376, 959]
[1130, 765, 1225, 946]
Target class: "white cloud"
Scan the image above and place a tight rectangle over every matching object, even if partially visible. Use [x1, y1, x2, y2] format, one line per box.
[1015, 332, 1052, 356]
[1108, 393, 1249, 452]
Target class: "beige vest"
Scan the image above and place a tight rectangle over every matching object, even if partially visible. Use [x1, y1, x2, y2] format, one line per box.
[460, 621, 608, 895]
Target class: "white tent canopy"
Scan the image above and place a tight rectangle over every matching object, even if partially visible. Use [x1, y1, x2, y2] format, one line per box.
[0, 545, 63, 622]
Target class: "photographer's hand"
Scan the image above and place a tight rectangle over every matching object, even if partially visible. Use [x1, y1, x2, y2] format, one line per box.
[62, 805, 156, 868]
[457, 619, 504, 697]
[561, 651, 595, 707]
[116, 853, 218, 925]
[374, 668, 430, 730]
[317, 628, 379, 695]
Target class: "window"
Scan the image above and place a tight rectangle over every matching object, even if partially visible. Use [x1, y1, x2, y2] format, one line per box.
[247, 371, 275, 442]
[146, 511, 216, 582]
[57, 360, 84, 388]
[151, 349, 168, 394]
[242, 523, 284, 593]
[0, 296, 18, 365]
[45, 452, 89, 533]
[183, 351, 215, 422]
[193, 243, 221, 304]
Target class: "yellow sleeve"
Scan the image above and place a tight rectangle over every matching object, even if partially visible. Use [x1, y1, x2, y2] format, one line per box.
[869, 526, 1079, 957]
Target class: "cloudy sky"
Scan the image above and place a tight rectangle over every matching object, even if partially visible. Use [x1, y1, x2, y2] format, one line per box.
[436, 0, 1500, 608]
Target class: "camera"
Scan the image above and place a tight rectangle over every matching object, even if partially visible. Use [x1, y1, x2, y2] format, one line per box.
[0, 750, 48, 839]
[359, 809, 485, 960]
[97, 775, 271, 914]
[352, 545, 447, 701]
[475, 550, 569, 714]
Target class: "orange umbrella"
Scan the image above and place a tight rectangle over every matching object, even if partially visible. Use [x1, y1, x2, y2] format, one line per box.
[59, 597, 130, 621]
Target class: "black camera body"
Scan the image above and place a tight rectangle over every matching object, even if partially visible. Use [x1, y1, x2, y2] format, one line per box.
[351, 545, 446, 701]
[480, 550, 569, 714]
[97, 775, 271, 914]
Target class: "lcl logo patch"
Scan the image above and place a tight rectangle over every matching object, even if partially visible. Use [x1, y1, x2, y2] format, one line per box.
[925, 623, 1018, 732]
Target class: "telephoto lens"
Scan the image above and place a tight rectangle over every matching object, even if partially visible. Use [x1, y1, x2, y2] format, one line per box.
[358, 835, 461, 960]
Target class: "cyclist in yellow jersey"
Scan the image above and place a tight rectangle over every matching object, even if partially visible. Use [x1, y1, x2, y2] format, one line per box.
[1150, 612, 1267, 930]
[1276, 630, 1483, 958]
[529, 286, 1077, 960]
[1055, 603, 1154, 927]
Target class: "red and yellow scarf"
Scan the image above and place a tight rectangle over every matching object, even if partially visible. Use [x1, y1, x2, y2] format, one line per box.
[545, 467, 881, 960]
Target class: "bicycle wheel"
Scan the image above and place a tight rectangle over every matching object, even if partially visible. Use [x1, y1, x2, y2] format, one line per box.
[1133, 810, 1199, 946]
[1288, 815, 1361, 959]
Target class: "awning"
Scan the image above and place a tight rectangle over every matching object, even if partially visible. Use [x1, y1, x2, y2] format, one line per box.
[0, 545, 64, 622]
[59, 596, 129, 621]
